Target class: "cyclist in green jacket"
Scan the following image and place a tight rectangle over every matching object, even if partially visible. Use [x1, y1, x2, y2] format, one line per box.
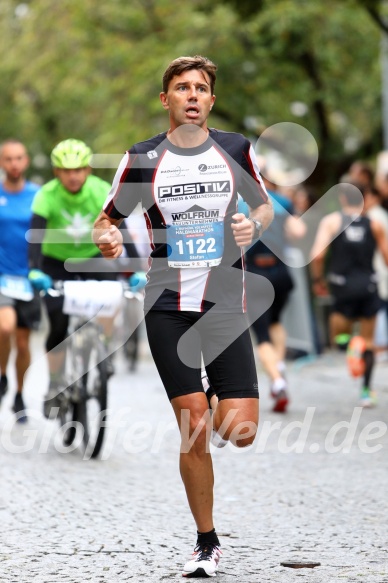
[28, 139, 141, 418]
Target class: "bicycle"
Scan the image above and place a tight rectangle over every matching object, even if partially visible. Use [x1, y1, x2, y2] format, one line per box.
[121, 288, 144, 372]
[47, 279, 124, 459]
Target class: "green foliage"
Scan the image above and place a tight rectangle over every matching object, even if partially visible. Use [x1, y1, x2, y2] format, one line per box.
[0, 0, 383, 186]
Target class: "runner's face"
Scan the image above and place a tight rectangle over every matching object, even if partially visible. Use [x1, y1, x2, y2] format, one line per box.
[54, 167, 90, 194]
[0, 143, 29, 182]
[160, 69, 215, 132]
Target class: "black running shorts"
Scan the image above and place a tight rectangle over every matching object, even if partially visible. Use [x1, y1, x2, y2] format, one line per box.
[145, 310, 259, 401]
[0, 291, 41, 330]
[332, 292, 382, 319]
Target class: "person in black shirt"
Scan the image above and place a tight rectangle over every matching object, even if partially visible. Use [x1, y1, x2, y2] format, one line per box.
[310, 183, 388, 407]
[244, 177, 306, 413]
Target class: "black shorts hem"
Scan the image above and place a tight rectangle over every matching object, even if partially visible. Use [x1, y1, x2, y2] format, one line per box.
[332, 293, 381, 320]
[169, 388, 260, 402]
[169, 389, 204, 402]
[217, 390, 259, 401]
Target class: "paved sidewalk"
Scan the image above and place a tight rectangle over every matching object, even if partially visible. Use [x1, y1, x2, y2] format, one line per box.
[0, 332, 387, 582]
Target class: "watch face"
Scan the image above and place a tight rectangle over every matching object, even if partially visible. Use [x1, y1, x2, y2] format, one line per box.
[253, 219, 262, 235]
[249, 217, 262, 237]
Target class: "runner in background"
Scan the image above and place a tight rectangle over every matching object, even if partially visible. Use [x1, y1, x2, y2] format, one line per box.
[0, 140, 41, 422]
[28, 139, 142, 418]
[310, 182, 388, 407]
[243, 170, 305, 412]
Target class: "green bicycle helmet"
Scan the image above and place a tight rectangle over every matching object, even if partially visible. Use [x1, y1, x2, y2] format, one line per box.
[50, 139, 93, 169]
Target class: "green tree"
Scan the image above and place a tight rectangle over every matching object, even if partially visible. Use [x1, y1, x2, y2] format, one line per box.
[199, 0, 383, 186]
[0, 0, 383, 188]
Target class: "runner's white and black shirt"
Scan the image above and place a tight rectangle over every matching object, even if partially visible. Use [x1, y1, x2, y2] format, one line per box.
[104, 129, 269, 313]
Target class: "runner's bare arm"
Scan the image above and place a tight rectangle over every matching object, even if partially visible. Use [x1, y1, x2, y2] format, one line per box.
[371, 219, 388, 266]
[310, 212, 340, 294]
[310, 212, 340, 265]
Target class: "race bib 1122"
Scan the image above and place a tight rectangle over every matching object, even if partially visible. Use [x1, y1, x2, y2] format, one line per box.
[167, 221, 224, 268]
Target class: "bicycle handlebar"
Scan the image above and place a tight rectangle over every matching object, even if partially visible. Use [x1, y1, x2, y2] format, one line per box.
[44, 279, 144, 303]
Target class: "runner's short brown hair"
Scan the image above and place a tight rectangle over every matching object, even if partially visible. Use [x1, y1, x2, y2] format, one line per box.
[162, 55, 217, 94]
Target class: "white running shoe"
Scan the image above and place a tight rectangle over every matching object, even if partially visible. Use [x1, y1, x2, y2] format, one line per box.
[182, 542, 222, 578]
[211, 429, 228, 448]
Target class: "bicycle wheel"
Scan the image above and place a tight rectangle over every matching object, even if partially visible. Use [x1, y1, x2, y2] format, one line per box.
[77, 337, 108, 459]
[123, 327, 139, 371]
[57, 341, 85, 449]
[122, 295, 142, 372]
[60, 401, 78, 447]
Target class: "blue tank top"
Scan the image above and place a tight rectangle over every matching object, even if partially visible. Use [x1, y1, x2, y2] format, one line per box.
[0, 181, 40, 276]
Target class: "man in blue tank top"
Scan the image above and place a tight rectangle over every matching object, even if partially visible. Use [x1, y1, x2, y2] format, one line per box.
[0, 140, 41, 422]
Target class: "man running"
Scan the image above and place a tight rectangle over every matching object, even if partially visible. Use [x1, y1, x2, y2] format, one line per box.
[28, 139, 140, 418]
[0, 140, 41, 422]
[93, 55, 273, 577]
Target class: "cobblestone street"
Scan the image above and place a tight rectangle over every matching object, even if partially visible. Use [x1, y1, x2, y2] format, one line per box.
[0, 330, 387, 582]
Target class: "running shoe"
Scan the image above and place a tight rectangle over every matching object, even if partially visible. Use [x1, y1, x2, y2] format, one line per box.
[359, 388, 377, 408]
[12, 393, 27, 423]
[271, 388, 289, 413]
[182, 542, 222, 578]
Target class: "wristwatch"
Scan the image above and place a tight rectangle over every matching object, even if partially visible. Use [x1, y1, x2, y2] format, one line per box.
[249, 217, 263, 239]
